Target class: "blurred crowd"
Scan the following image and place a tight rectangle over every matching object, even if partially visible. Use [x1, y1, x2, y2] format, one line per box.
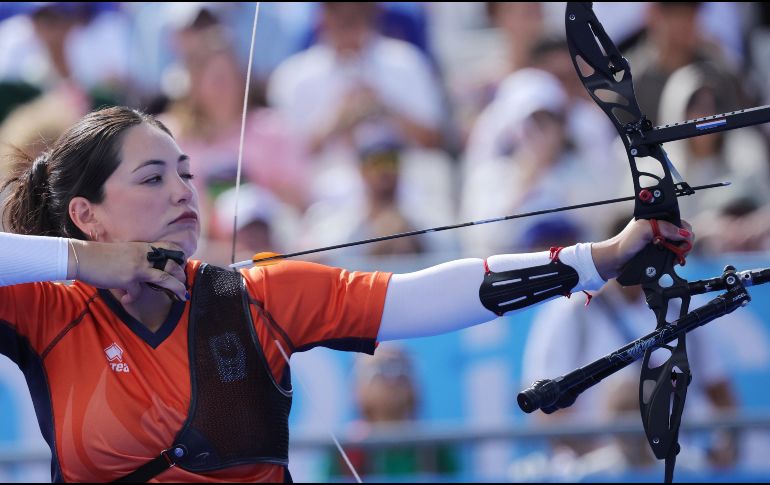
[1, 1, 770, 481]
[2, 2, 769, 264]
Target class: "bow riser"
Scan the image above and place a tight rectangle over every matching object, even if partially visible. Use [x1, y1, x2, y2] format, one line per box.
[566, 2, 692, 476]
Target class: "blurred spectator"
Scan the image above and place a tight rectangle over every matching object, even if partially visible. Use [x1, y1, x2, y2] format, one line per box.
[529, 36, 619, 180]
[485, 2, 545, 76]
[0, 3, 130, 106]
[326, 344, 458, 480]
[0, 85, 89, 168]
[657, 63, 770, 215]
[298, 127, 428, 257]
[450, 2, 546, 142]
[357, 345, 418, 424]
[654, 62, 770, 255]
[460, 68, 593, 255]
[125, 3, 310, 105]
[195, 183, 301, 268]
[268, 2, 444, 157]
[299, 3, 435, 64]
[267, 4, 456, 252]
[464, 39, 620, 206]
[464, 68, 568, 173]
[626, 2, 751, 125]
[159, 5, 311, 246]
[690, 193, 770, 255]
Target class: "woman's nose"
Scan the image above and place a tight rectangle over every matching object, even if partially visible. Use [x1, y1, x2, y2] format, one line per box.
[173, 175, 195, 204]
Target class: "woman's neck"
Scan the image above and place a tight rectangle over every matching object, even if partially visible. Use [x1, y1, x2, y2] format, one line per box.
[109, 287, 175, 333]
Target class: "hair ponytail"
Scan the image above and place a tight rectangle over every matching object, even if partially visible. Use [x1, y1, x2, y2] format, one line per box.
[2, 149, 58, 236]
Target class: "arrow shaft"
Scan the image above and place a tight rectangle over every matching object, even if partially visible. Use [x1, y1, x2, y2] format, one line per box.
[231, 181, 728, 269]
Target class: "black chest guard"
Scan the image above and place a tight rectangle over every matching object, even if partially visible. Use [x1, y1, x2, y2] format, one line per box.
[115, 264, 293, 482]
[175, 263, 293, 471]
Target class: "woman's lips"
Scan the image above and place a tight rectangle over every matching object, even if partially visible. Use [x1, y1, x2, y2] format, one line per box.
[170, 212, 199, 224]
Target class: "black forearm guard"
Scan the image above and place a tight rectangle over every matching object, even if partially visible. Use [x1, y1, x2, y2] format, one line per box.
[479, 260, 579, 316]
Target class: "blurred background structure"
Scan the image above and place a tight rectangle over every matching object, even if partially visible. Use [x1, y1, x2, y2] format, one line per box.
[1, 2, 770, 482]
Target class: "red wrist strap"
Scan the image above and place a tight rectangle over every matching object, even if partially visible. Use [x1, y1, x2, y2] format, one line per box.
[549, 246, 564, 262]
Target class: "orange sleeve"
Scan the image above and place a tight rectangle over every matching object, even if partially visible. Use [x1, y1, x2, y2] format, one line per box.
[242, 261, 392, 355]
[0, 282, 83, 355]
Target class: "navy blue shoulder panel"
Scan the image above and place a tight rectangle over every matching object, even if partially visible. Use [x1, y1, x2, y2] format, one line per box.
[0, 321, 63, 482]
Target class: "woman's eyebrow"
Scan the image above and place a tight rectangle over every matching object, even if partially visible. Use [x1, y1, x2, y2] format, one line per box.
[132, 154, 189, 173]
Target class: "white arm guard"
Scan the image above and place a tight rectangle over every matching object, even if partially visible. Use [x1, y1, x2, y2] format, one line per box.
[378, 243, 604, 341]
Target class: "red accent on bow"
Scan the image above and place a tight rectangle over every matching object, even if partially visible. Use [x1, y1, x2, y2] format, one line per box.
[649, 219, 691, 266]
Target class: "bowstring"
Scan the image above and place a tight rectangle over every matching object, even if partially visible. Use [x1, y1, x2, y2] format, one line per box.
[234, 4, 363, 482]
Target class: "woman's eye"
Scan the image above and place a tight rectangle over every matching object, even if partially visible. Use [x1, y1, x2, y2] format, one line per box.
[143, 176, 162, 184]
[181, 173, 195, 180]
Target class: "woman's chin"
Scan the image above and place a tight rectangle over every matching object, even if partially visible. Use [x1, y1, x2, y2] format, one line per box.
[151, 236, 197, 262]
[179, 240, 197, 260]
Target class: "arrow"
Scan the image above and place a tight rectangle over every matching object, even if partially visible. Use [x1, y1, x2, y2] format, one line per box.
[230, 181, 729, 270]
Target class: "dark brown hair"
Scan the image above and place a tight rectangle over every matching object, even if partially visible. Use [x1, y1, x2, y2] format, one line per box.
[2, 106, 172, 238]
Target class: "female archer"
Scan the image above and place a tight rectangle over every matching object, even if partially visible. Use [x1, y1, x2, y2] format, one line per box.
[0, 106, 693, 482]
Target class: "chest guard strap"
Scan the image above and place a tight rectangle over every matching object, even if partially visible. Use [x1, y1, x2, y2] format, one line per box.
[480, 259, 579, 316]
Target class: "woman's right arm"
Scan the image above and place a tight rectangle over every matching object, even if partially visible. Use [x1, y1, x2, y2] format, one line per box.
[0, 232, 188, 302]
[0, 233, 68, 286]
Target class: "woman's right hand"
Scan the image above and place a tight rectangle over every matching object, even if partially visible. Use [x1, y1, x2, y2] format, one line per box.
[68, 240, 188, 304]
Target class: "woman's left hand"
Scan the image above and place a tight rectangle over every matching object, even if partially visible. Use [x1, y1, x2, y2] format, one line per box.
[592, 218, 694, 281]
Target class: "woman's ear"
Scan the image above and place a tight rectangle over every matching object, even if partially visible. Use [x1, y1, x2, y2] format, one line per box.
[68, 196, 102, 240]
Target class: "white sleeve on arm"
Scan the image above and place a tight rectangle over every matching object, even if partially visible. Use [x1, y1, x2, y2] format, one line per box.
[377, 242, 605, 341]
[0, 233, 69, 286]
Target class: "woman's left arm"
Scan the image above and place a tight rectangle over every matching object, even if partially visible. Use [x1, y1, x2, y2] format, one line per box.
[378, 218, 693, 341]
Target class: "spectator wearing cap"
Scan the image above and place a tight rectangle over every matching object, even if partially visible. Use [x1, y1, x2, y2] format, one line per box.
[652, 62, 770, 256]
[464, 37, 619, 186]
[528, 36, 619, 189]
[657, 63, 769, 216]
[460, 68, 600, 255]
[465, 68, 569, 164]
[297, 126, 437, 258]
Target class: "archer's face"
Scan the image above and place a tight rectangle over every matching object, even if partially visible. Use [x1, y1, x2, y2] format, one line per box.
[93, 123, 201, 257]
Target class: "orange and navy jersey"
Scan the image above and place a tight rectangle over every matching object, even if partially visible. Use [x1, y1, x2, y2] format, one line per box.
[0, 260, 391, 482]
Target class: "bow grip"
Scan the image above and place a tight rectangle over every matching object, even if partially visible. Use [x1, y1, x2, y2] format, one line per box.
[616, 242, 678, 287]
